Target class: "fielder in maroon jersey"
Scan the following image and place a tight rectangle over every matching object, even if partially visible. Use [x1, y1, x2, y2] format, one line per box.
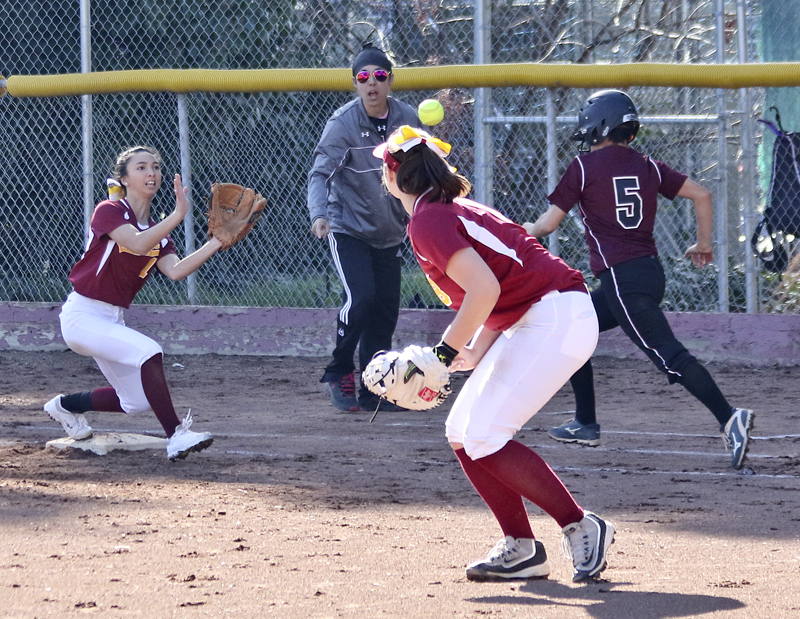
[44, 145, 223, 461]
[524, 90, 754, 470]
[373, 125, 615, 583]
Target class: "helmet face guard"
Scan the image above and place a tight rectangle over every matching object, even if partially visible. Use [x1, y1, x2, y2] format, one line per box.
[572, 89, 640, 148]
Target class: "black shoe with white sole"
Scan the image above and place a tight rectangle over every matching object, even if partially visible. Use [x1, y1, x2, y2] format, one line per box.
[722, 408, 754, 470]
[466, 536, 550, 581]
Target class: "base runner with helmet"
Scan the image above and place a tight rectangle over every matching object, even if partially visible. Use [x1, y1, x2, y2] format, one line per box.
[371, 125, 615, 583]
[523, 90, 754, 469]
[44, 145, 246, 461]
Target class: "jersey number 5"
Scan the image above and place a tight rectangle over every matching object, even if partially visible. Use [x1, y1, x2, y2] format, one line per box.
[613, 176, 643, 229]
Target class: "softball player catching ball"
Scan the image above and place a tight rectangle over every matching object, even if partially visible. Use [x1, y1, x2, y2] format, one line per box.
[524, 90, 754, 470]
[44, 145, 222, 461]
[373, 126, 615, 583]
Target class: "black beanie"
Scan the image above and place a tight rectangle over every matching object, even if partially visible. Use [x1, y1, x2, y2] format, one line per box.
[352, 45, 392, 75]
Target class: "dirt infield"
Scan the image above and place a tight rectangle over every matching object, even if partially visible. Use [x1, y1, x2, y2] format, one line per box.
[1, 349, 799, 618]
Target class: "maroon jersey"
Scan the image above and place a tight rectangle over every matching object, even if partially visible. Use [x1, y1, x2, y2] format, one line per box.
[548, 145, 687, 276]
[408, 192, 585, 332]
[68, 199, 176, 308]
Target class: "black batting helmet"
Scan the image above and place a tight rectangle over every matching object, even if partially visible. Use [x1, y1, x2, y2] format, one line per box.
[572, 90, 640, 147]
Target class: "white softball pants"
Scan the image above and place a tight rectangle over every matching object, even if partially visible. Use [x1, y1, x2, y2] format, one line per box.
[59, 291, 162, 415]
[445, 290, 599, 460]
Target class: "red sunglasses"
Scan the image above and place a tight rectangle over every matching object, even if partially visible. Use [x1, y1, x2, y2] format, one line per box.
[355, 69, 391, 83]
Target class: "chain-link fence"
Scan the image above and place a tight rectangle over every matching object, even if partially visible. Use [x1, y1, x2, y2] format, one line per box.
[2, 0, 798, 313]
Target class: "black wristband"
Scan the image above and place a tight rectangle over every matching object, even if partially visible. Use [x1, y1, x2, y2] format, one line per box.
[433, 341, 458, 366]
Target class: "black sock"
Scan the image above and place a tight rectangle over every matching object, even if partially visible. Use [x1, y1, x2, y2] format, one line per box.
[674, 360, 732, 427]
[60, 392, 93, 414]
[570, 361, 597, 425]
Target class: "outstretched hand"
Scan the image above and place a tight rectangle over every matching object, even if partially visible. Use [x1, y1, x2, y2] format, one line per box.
[173, 174, 190, 220]
[685, 243, 713, 268]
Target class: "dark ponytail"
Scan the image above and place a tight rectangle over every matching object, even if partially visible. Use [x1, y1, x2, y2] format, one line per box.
[393, 145, 471, 202]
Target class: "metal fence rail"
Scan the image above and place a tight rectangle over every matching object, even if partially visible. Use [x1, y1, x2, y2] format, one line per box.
[1, 0, 797, 314]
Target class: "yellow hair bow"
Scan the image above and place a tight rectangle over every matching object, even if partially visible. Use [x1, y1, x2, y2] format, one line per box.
[391, 125, 452, 157]
[106, 178, 124, 201]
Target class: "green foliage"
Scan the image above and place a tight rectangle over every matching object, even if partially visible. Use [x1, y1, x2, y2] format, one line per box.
[400, 270, 448, 309]
[661, 255, 721, 312]
[135, 266, 444, 310]
[762, 255, 800, 313]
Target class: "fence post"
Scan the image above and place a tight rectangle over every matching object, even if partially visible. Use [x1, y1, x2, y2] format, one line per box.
[80, 0, 93, 243]
[714, 0, 730, 313]
[738, 0, 758, 312]
[177, 94, 197, 305]
[545, 89, 560, 257]
[473, 0, 492, 207]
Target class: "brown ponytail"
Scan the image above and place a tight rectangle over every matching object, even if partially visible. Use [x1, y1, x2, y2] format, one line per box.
[391, 144, 471, 202]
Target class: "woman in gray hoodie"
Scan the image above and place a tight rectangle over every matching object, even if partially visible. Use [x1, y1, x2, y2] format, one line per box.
[307, 43, 420, 413]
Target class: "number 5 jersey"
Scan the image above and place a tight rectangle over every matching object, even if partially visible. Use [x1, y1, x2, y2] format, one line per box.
[548, 144, 687, 276]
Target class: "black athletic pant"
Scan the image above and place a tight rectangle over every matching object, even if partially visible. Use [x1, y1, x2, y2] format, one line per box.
[571, 255, 732, 429]
[321, 233, 402, 398]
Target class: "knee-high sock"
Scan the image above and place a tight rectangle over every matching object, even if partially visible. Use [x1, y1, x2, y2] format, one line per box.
[570, 360, 597, 425]
[90, 387, 125, 412]
[141, 354, 181, 437]
[454, 448, 533, 539]
[474, 440, 584, 529]
[61, 389, 124, 414]
[61, 391, 92, 413]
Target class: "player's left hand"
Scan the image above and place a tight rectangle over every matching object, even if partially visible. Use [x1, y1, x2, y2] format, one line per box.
[400, 345, 451, 391]
[206, 182, 267, 250]
[362, 347, 452, 411]
[685, 243, 713, 268]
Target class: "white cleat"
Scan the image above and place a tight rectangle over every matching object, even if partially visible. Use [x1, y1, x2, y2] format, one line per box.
[167, 410, 213, 462]
[44, 395, 93, 440]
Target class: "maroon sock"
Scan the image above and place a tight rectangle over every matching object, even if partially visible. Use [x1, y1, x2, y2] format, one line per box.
[455, 448, 533, 539]
[140, 354, 181, 437]
[474, 440, 584, 529]
[90, 387, 125, 412]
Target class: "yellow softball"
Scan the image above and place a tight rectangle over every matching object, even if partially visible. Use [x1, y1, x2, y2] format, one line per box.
[418, 99, 445, 126]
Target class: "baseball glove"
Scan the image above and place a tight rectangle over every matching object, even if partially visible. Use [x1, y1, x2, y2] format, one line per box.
[362, 345, 452, 411]
[206, 182, 267, 250]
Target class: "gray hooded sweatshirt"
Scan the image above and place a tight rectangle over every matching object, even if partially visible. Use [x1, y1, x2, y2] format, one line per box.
[307, 96, 420, 249]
